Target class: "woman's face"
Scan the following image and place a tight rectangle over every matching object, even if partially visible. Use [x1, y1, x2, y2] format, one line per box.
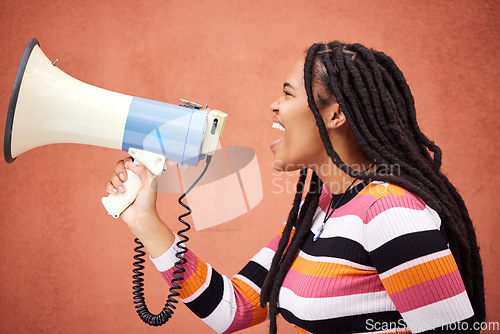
[269, 57, 331, 172]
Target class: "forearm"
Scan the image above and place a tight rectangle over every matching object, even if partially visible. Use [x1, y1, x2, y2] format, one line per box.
[128, 214, 175, 259]
[150, 227, 285, 333]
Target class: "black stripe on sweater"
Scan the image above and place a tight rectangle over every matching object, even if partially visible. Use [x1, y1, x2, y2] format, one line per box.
[185, 268, 224, 319]
[280, 308, 405, 334]
[237, 260, 268, 288]
[301, 234, 375, 267]
[369, 229, 448, 274]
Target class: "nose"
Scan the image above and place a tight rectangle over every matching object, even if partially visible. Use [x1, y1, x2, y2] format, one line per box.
[270, 99, 279, 113]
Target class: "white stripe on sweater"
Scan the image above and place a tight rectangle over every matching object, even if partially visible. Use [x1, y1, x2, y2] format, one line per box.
[365, 206, 441, 252]
[278, 287, 396, 320]
[402, 291, 474, 333]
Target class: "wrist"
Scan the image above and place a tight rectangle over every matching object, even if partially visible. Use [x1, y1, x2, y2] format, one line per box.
[127, 214, 175, 258]
[127, 211, 161, 233]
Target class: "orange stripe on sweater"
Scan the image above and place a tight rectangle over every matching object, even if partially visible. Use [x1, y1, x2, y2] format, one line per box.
[358, 183, 406, 199]
[382, 253, 458, 295]
[232, 277, 267, 326]
[295, 326, 311, 333]
[387, 184, 406, 196]
[291, 255, 377, 278]
[277, 225, 296, 238]
[178, 258, 208, 299]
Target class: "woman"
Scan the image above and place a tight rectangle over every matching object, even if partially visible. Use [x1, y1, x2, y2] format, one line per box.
[105, 41, 485, 333]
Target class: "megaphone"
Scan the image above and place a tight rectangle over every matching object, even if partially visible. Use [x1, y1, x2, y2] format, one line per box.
[4, 38, 227, 217]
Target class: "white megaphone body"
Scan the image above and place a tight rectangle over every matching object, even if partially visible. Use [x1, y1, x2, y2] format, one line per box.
[4, 38, 227, 218]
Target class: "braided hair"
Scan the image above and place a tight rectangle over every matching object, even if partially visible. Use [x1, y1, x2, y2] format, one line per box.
[259, 41, 485, 333]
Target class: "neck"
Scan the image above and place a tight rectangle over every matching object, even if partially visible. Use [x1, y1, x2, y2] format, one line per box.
[314, 158, 375, 195]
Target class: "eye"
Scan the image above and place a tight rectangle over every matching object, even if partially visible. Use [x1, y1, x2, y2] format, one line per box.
[282, 89, 292, 96]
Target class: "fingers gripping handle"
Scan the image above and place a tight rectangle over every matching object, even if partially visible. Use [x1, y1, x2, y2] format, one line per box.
[101, 148, 166, 218]
[102, 169, 142, 218]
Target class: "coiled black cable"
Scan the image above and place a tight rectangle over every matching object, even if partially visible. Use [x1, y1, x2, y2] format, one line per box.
[132, 156, 213, 326]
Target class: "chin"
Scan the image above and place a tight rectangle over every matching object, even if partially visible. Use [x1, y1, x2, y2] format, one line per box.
[271, 158, 303, 173]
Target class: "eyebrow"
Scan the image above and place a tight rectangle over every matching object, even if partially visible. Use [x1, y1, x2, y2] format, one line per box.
[283, 82, 295, 90]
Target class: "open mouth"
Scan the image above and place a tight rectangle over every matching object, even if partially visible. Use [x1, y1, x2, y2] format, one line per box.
[270, 117, 285, 149]
[272, 121, 285, 132]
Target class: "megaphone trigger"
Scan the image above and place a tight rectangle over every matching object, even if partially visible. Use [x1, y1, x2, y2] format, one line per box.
[126, 148, 166, 176]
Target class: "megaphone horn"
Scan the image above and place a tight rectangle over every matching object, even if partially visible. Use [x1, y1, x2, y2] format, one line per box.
[4, 38, 227, 217]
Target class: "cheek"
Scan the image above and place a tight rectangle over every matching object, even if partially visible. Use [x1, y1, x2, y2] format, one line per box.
[276, 103, 330, 166]
[289, 112, 321, 145]
[286, 123, 325, 159]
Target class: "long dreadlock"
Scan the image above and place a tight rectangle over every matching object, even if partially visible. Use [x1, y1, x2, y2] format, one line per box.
[260, 41, 485, 333]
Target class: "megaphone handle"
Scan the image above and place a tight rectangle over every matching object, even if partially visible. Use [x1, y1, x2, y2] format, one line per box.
[101, 149, 166, 218]
[101, 166, 142, 218]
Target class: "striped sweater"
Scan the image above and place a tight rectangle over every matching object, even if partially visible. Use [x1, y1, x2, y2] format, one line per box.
[151, 182, 477, 333]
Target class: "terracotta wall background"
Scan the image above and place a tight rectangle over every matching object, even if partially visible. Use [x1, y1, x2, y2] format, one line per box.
[0, 1, 498, 333]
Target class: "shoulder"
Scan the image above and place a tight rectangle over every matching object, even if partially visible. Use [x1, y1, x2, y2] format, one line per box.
[327, 181, 427, 222]
[358, 182, 443, 252]
[345, 181, 442, 237]
[358, 181, 428, 221]
[317, 182, 430, 222]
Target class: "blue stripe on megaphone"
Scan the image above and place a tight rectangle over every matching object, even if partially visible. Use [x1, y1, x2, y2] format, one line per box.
[122, 97, 206, 166]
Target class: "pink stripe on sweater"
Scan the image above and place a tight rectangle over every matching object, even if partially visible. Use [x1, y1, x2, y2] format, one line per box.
[222, 288, 254, 333]
[318, 193, 379, 220]
[318, 185, 428, 224]
[390, 270, 465, 313]
[159, 249, 200, 287]
[365, 193, 426, 222]
[266, 235, 282, 252]
[282, 269, 385, 298]
[318, 185, 332, 210]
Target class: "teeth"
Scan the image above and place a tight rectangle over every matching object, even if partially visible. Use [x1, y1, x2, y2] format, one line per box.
[272, 122, 285, 132]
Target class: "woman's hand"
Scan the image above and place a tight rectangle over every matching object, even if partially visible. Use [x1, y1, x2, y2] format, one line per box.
[104, 158, 175, 257]
[104, 157, 159, 228]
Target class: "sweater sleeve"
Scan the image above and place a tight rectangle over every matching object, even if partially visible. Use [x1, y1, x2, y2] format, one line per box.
[150, 230, 284, 333]
[364, 188, 478, 333]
